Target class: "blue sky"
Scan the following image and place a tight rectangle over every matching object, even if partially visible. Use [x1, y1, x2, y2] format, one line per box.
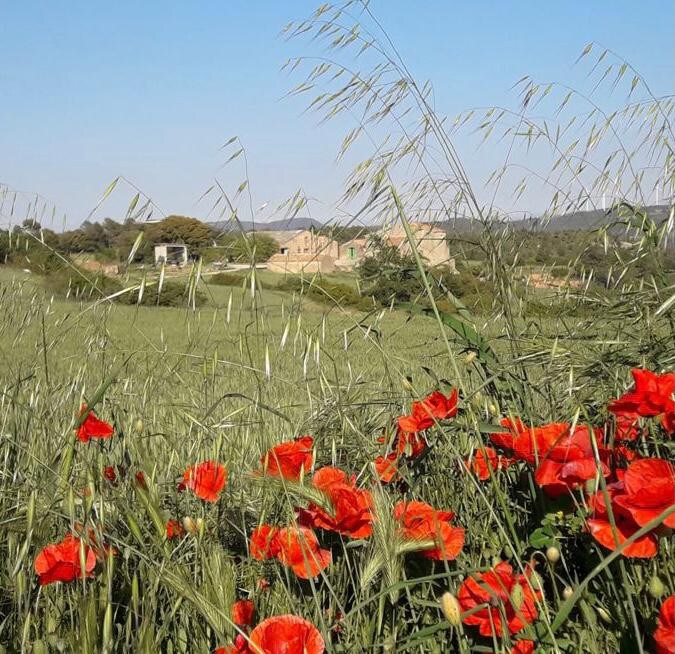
[1, 1, 673, 228]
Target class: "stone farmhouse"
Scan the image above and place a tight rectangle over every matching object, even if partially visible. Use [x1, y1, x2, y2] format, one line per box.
[259, 223, 454, 274]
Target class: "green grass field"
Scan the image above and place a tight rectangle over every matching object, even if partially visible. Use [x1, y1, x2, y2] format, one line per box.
[2, 257, 674, 653]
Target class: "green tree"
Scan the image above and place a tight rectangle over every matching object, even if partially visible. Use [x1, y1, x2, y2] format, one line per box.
[357, 236, 422, 304]
[145, 216, 214, 255]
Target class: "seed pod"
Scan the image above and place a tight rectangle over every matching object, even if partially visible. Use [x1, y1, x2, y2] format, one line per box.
[529, 571, 545, 593]
[596, 606, 612, 624]
[648, 576, 665, 599]
[440, 592, 462, 626]
[510, 584, 525, 611]
[546, 546, 561, 564]
[182, 517, 197, 535]
[563, 586, 574, 600]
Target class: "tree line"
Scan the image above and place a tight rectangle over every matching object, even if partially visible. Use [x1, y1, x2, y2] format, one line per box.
[1, 215, 279, 265]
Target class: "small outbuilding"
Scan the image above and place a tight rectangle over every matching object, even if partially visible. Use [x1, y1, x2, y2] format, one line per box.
[154, 243, 188, 266]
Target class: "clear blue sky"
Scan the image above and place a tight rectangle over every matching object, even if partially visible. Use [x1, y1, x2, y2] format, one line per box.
[1, 1, 672, 228]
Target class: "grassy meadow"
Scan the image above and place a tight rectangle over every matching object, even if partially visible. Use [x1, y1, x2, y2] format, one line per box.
[1, 243, 674, 653]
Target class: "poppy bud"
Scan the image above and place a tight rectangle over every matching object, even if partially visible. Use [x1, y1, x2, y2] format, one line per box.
[471, 391, 484, 408]
[440, 591, 462, 626]
[502, 544, 514, 559]
[563, 586, 574, 600]
[26, 491, 36, 533]
[596, 606, 612, 624]
[134, 471, 147, 490]
[131, 573, 140, 613]
[15, 570, 25, 600]
[529, 571, 544, 593]
[196, 518, 205, 536]
[464, 351, 477, 365]
[648, 575, 665, 599]
[135, 419, 144, 433]
[491, 556, 502, 567]
[510, 584, 525, 611]
[546, 546, 560, 564]
[182, 517, 197, 534]
[584, 478, 597, 494]
[488, 401, 499, 417]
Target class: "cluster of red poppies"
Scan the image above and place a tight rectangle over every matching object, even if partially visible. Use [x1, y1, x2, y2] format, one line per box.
[374, 389, 459, 483]
[32, 370, 675, 652]
[249, 435, 465, 583]
[476, 370, 675, 561]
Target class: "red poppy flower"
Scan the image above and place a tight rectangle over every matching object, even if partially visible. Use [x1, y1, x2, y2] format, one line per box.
[420, 389, 459, 420]
[260, 436, 314, 481]
[397, 401, 434, 434]
[654, 595, 675, 654]
[612, 413, 642, 442]
[232, 599, 255, 628]
[274, 527, 332, 579]
[103, 466, 117, 483]
[662, 411, 675, 436]
[250, 525, 280, 560]
[395, 428, 427, 458]
[249, 614, 325, 654]
[465, 447, 511, 481]
[586, 482, 658, 558]
[182, 460, 227, 502]
[513, 423, 608, 497]
[34, 534, 97, 585]
[609, 369, 675, 418]
[297, 467, 374, 539]
[215, 634, 250, 654]
[490, 417, 526, 451]
[374, 453, 400, 483]
[512, 641, 536, 654]
[613, 458, 675, 529]
[394, 500, 465, 560]
[134, 471, 148, 490]
[72, 523, 118, 561]
[457, 562, 540, 637]
[166, 520, 185, 540]
[76, 404, 114, 443]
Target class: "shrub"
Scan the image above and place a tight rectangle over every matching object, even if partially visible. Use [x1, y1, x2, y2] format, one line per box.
[44, 267, 205, 308]
[277, 276, 373, 311]
[208, 272, 248, 287]
[5, 240, 64, 275]
[117, 280, 206, 307]
[44, 268, 123, 300]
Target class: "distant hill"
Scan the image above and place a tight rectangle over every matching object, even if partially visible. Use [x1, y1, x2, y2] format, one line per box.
[510, 204, 671, 233]
[206, 205, 672, 240]
[208, 216, 323, 233]
[435, 204, 672, 236]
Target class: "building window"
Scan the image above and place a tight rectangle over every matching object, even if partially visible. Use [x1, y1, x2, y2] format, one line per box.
[348, 246, 356, 259]
[280, 247, 288, 255]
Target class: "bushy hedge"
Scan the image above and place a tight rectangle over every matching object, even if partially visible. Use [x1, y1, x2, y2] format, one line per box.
[45, 267, 205, 307]
[117, 280, 206, 308]
[276, 276, 374, 311]
[207, 272, 250, 287]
